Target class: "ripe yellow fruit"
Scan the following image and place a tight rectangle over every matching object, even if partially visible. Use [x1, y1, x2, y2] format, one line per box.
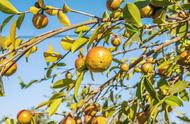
[17, 110, 33, 124]
[75, 117, 82, 124]
[86, 46, 112, 72]
[106, 0, 122, 11]
[32, 13, 48, 29]
[1, 58, 17, 76]
[140, 5, 154, 17]
[84, 104, 99, 116]
[141, 62, 153, 74]
[92, 116, 108, 124]
[111, 35, 121, 47]
[120, 63, 129, 72]
[75, 56, 86, 72]
[61, 114, 76, 124]
[84, 115, 93, 124]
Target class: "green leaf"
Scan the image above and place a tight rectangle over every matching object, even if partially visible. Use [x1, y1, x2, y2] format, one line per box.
[169, 81, 189, 95]
[177, 115, 190, 122]
[49, 92, 65, 101]
[48, 98, 62, 116]
[164, 96, 183, 107]
[35, 101, 48, 109]
[74, 71, 85, 102]
[136, 78, 143, 100]
[123, 3, 142, 27]
[75, 25, 90, 34]
[153, 9, 166, 24]
[10, 20, 17, 49]
[47, 121, 57, 124]
[177, 22, 188, 38]
[144, 76, 160, 102]
[0, 0, 19, 14]
[179, 89, 189, 101]
[5, 118, 17, 124]
[16, 13, 25, 29]
[52, 78, 75, 89]
[71, 37, 88, 53]
[0, 76, 4, 96]
[0, 15, 14, 32]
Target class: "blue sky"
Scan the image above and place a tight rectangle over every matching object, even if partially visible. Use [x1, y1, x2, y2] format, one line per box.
[0, 0, 189, 123]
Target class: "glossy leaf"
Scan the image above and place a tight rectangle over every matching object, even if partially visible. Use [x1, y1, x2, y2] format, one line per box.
[164, 96, 183, 107]
[44, 45, 61, 63]
[0, 0, 19, 14]
[123, 3, 142, 27]
[57, 11, 71, 26]
[169, 81, 189, 95]
[0, 15, 14, 32]
[48, 98, 62, 116]
[9, 20, 17, 49]
[71, 37, 88, 53]
[52, 78, 75, 89]
[74, 71, 85, 101]
[60, 36, 75, 51]
[16, 13, 25, 29]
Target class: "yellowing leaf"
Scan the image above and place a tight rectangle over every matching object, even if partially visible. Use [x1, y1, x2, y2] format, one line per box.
[35, 101, 49, 109]
[48, 98, 62, 116]
[74, 71, 85, 101]
[0, 15, 14, 32]
[71, 37, 88, 53]
[25, 46, 38, 62]
[0, 0, 19, 14]
[123, 3, 142, 27]
[10, 20, 17, 49]
[29, 6, 40, 15]
[52, 78, 75, 89]
[57, 11, 71, 26]
[75, 26, 90, 34]
[44, 45, 61, 63]
[60, 36, 75, 51]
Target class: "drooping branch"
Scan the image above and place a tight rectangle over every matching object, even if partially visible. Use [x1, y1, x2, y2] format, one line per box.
[78, 32, 190, 111]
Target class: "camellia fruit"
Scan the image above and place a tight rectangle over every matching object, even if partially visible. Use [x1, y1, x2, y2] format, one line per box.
[17, 110, 33, 124]
[106, 0, 122, 11]
[75, 117, 82, 124]
[111, 35, 121, 47]
[32, 13, 48, 29]
[65, 72, 73, 80]
[84, 104, 99, 116]
[86, 46, 112, 72]
[140, 5, 154, 17]
[1, 58, 17, 76]
[75, 56, 86, 72]
[92, 116, 108, 124]
[45, 6, 58, 16]
[141, 62, 153, 74]
[120, 63, 129, 72]
[84, 115, 93, 124]
[61, 114, 76, 124]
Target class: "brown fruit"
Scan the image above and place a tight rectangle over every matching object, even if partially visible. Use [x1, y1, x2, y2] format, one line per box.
[158, 64, 170, 76]
[84, 115, 93, 124]
[141, 62, 153, 74]
[92, 116, 108, 124]
[84, 104, 98, 116]
[111, 35, 121, 47]
[120, 63, 129, 72]
[137, 112, 148, 124]
[1, 58, 17, 76]
[180, 50, 189, 59]
[61, 114, 76, 124]
[17, 110, 33, 124]
[65, 72, 73, 80]
[75, 56, 86, 72]
[106, 0, 122, 11]
[86, 46, 112, 72]
[75, 117, 82, 124]
[32, 13, 48, 29]
[45, 6, 58, 16]
[140, 5, 154, 17]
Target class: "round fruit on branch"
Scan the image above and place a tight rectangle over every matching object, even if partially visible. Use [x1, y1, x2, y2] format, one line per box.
[65, 72, 73, 80]
[60, 113, 76, 124]
[111, 35, 121, 47]
[141, 62, 153, 74]
[17, 110, 33, 124]
[75, 56, 86, 72]
[91, 116, 108, 124]
[1, 58, 17, 76]
[32, 13, 48, 29]
[106, 0, 122, 11]
[86, 46, 112, 72]
[120, 63, 129, 72]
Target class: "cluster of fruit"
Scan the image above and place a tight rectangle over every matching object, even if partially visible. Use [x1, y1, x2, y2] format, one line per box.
[17, 104, 107, 124]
